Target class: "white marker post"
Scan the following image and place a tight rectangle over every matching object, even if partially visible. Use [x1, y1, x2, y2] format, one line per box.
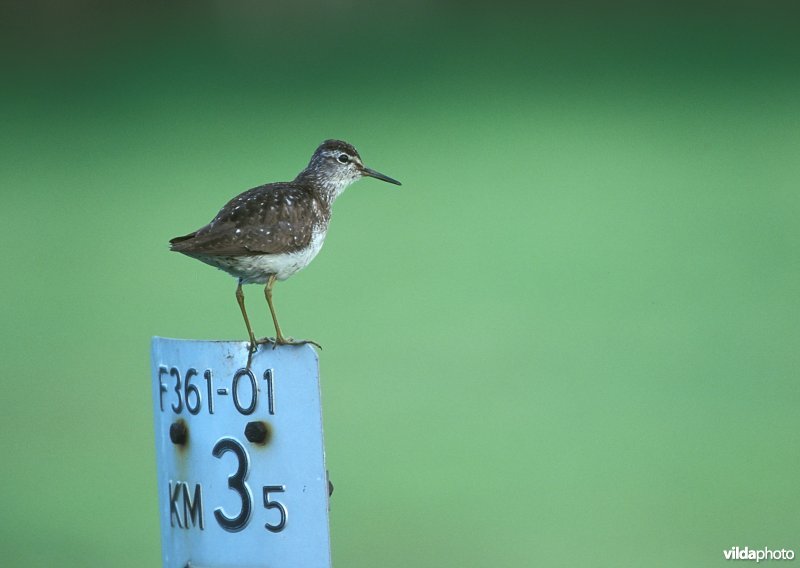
[151, 338, 332, 568]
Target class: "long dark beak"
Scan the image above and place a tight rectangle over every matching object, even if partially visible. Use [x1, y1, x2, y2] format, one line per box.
[362, 167, 401, 186]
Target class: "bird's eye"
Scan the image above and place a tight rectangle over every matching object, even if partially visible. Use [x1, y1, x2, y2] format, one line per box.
[337, 154, 350, 164]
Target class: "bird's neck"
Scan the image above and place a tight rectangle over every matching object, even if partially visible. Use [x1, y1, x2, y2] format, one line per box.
[294, 169, 355, 204]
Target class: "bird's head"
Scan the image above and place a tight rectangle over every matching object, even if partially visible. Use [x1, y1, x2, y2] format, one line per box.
[300, 139, 401, 199]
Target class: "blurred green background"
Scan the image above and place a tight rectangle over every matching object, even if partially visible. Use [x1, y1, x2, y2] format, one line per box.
[1, 1, 799, 566]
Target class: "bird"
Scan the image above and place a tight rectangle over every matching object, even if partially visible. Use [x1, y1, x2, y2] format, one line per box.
[169, 139, 401, 355]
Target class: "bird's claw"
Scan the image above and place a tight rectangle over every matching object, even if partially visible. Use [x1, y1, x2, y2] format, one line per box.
[257, 336, 322, 350]
[292, 338, 322, 350]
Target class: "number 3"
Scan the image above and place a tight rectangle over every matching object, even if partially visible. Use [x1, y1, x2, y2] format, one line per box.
[212, 438, 252, 532]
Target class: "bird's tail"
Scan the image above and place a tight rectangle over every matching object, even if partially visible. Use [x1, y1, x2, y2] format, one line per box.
[169, 232, 196, 250]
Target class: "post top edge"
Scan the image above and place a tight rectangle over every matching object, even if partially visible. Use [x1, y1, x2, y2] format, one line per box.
[150, 336, 319, 357]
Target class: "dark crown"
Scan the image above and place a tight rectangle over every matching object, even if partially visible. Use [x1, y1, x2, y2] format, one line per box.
[315, 139, 360, 159]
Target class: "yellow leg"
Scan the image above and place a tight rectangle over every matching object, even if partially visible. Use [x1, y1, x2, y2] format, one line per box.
[264, 274, 286, 344]
[260, 274, 321, 349]
[235, 279, 258, 354]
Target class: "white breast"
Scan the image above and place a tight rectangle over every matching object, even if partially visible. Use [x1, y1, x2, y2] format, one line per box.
[275, 227, 327, 281]
[212, 227, 327, 285]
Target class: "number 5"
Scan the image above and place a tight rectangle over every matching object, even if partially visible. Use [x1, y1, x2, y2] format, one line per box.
[263, 485, 287, 532]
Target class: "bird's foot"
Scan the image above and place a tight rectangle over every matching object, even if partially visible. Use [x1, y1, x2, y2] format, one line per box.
[244, 341, 258, 372]
[257, 336, 322, 350]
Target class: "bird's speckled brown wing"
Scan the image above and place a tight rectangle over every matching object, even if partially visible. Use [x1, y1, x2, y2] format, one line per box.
[170, 183, 323, 257]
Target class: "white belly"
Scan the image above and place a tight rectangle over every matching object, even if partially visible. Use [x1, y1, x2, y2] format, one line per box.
[199, 229, 327, 284]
